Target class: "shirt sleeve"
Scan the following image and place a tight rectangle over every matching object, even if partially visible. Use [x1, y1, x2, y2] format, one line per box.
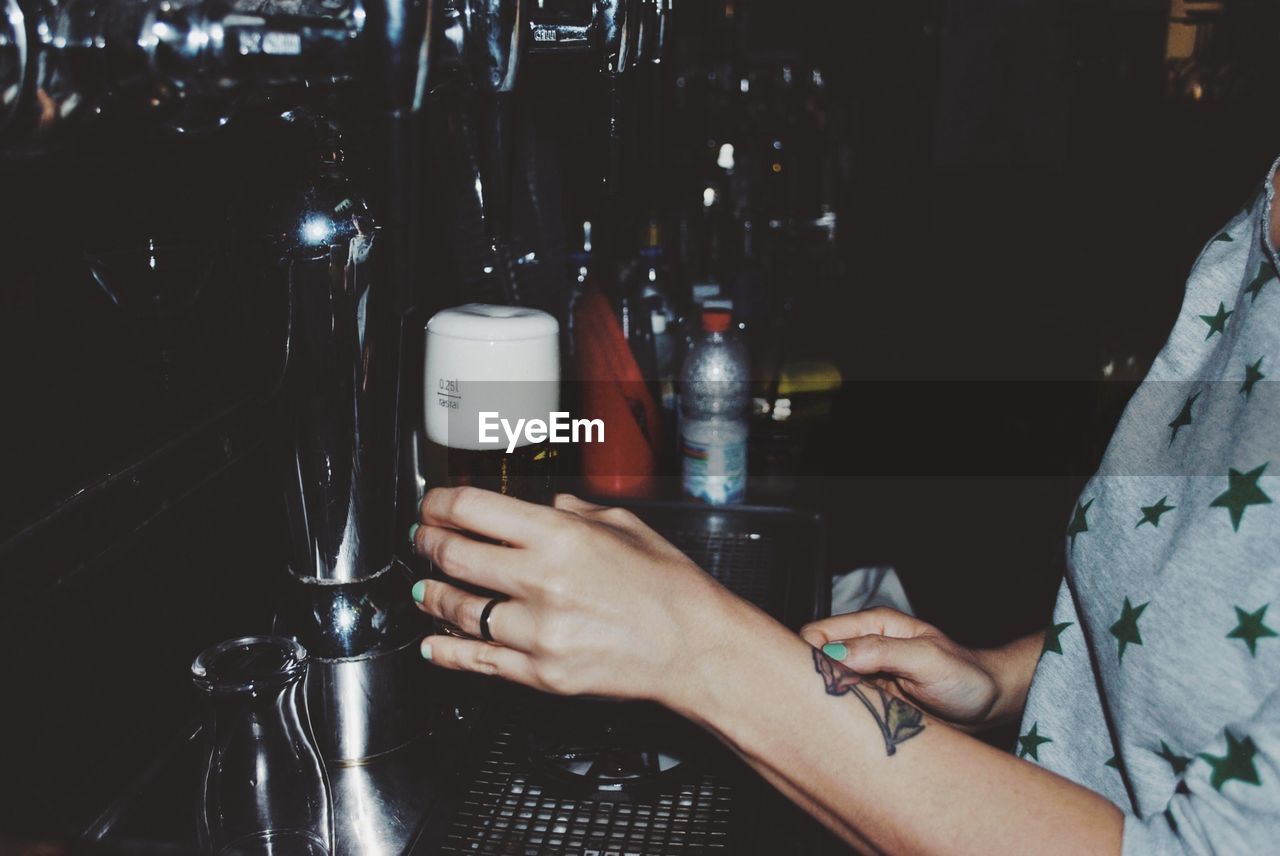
[1122, 682, 1280, 855]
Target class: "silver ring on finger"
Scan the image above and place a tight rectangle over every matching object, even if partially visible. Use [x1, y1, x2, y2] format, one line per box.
[479, 597, 503, 643]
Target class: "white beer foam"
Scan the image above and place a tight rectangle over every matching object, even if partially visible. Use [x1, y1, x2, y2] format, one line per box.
[424, 304, 561, 450]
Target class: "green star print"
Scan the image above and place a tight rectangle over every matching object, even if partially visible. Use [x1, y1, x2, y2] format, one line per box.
[1212, 231, 1234, 243]
[1042, 622, 1073, 656]
[1244, 262, 1276, 303]
[1110, 598, 1149, 661]
[1136, 497, 1176, 528]
[1157, 741, 1191, 776]
[1227, 605, 1278, 656]
[1067, 499, 1092, 551]
[1210, 464, 1273, 532]
[1018, 723, 1052, 761]
[1241, 357, 1265, 400]
[1199, 302, 1233, 340]
[1168, 392, 1200, 445]
[1199, 731, 1261, 791]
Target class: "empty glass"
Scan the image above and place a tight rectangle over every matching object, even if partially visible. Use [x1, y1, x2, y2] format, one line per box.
[191, 636, 333, 856]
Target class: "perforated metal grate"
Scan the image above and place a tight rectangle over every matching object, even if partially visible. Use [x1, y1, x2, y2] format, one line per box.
[440, 722, 734, 855]
[437, 507, 811, 855]
[664, 529, 778, 611]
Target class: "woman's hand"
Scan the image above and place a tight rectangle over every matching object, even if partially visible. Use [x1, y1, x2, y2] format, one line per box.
[800, 608, 1028, 730]
[409, 487, 747, 706]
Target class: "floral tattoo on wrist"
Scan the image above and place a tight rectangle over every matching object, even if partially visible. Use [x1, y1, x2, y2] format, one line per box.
[813, 648, 926, 756]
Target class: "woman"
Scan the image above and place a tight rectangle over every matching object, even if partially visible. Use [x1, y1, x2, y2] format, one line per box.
[406, 161, 1280, 854]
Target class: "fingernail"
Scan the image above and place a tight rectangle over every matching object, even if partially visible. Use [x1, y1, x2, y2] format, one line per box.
[408, 523, 420, 550]
[411, 579, 426, 604]
[822, 641, 848, 661]
[419, 640, 433, 661]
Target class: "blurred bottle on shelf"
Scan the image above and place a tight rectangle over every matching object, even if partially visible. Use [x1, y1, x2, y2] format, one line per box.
[680, 301, 749, 505]
[626, 220, 680, 412]
[575, 284, 664, 499]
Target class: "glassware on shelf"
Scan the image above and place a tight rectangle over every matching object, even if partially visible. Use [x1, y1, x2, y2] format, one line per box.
[191, 636, 333, 856]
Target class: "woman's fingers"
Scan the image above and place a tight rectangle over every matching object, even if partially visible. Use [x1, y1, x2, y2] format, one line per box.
[413, 579, 537, 651]
[413, 525, 525, 594]
[419, 486, 560, 547]
[552, 493, 609, 516]
[838, 634, 938, 680]
[422, 635, 539, 684]
[799, 606, 924, 647]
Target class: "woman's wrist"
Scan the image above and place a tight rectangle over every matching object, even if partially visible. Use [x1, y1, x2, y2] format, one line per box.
[660, 584, 785, 723]
[974, 633, 1042, 727]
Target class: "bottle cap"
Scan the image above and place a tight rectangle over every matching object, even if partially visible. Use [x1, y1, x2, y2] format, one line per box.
[701, 307, 732, 334]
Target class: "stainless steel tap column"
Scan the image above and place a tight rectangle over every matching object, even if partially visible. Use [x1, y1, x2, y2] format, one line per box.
[235, 110, 423, 754]
[267, 2, 440, 852]
[241, 109, 437, 856]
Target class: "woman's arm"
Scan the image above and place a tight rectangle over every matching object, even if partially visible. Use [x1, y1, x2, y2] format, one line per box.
[410, 488, 1123, 856]
[673, 596, 1122, 855]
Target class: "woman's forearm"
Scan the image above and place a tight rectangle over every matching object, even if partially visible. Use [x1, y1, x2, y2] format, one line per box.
[671, 600, 1122, 855]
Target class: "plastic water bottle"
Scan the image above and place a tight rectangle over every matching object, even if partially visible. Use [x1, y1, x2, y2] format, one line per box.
[680, 302, 749, 505]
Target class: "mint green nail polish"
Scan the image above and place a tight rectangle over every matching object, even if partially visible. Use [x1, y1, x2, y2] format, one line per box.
[411, 579, 426, 604]
[420, 640, 433, 661]
[822, 641, 848, 661]
[408, 523, 420, 548]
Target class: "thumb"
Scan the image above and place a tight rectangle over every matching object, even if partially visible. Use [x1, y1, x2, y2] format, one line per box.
[836, 634, 938, 681]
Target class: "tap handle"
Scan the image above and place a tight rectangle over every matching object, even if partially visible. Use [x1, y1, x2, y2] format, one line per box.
[595, 0, 639, 77]
[437, 0, 524, 95]
[637, 0, 668, 65]
[357, 0, 436, 116]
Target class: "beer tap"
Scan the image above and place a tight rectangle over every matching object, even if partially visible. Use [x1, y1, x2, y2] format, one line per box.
[526, 0, 666, 63]
[0, 0, 364, 143]
[588, 0, 640, 286]
[216, 3, 437, 853]
[228, 106, 439, 856]
[638, 0, 669, 65]
[434, 0, 525, 304]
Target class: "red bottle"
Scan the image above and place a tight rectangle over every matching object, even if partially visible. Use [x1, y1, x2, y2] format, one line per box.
[574, 287, 663, 498]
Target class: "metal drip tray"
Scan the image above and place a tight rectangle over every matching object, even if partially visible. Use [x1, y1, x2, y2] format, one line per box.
[424, 501, 828, 856]
[441, 713, 735, 855]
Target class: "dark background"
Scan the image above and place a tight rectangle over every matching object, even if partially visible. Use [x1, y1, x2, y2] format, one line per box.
[3, 0, 1280, 839]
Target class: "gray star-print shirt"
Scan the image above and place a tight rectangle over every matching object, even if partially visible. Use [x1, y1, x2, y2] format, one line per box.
[1019, 160, 1280, 854]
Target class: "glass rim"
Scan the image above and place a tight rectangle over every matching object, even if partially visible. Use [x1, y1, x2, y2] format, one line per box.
[191, 635, 308, 694]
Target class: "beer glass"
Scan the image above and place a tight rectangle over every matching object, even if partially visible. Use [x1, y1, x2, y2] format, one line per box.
[423, 304, 561, 634]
